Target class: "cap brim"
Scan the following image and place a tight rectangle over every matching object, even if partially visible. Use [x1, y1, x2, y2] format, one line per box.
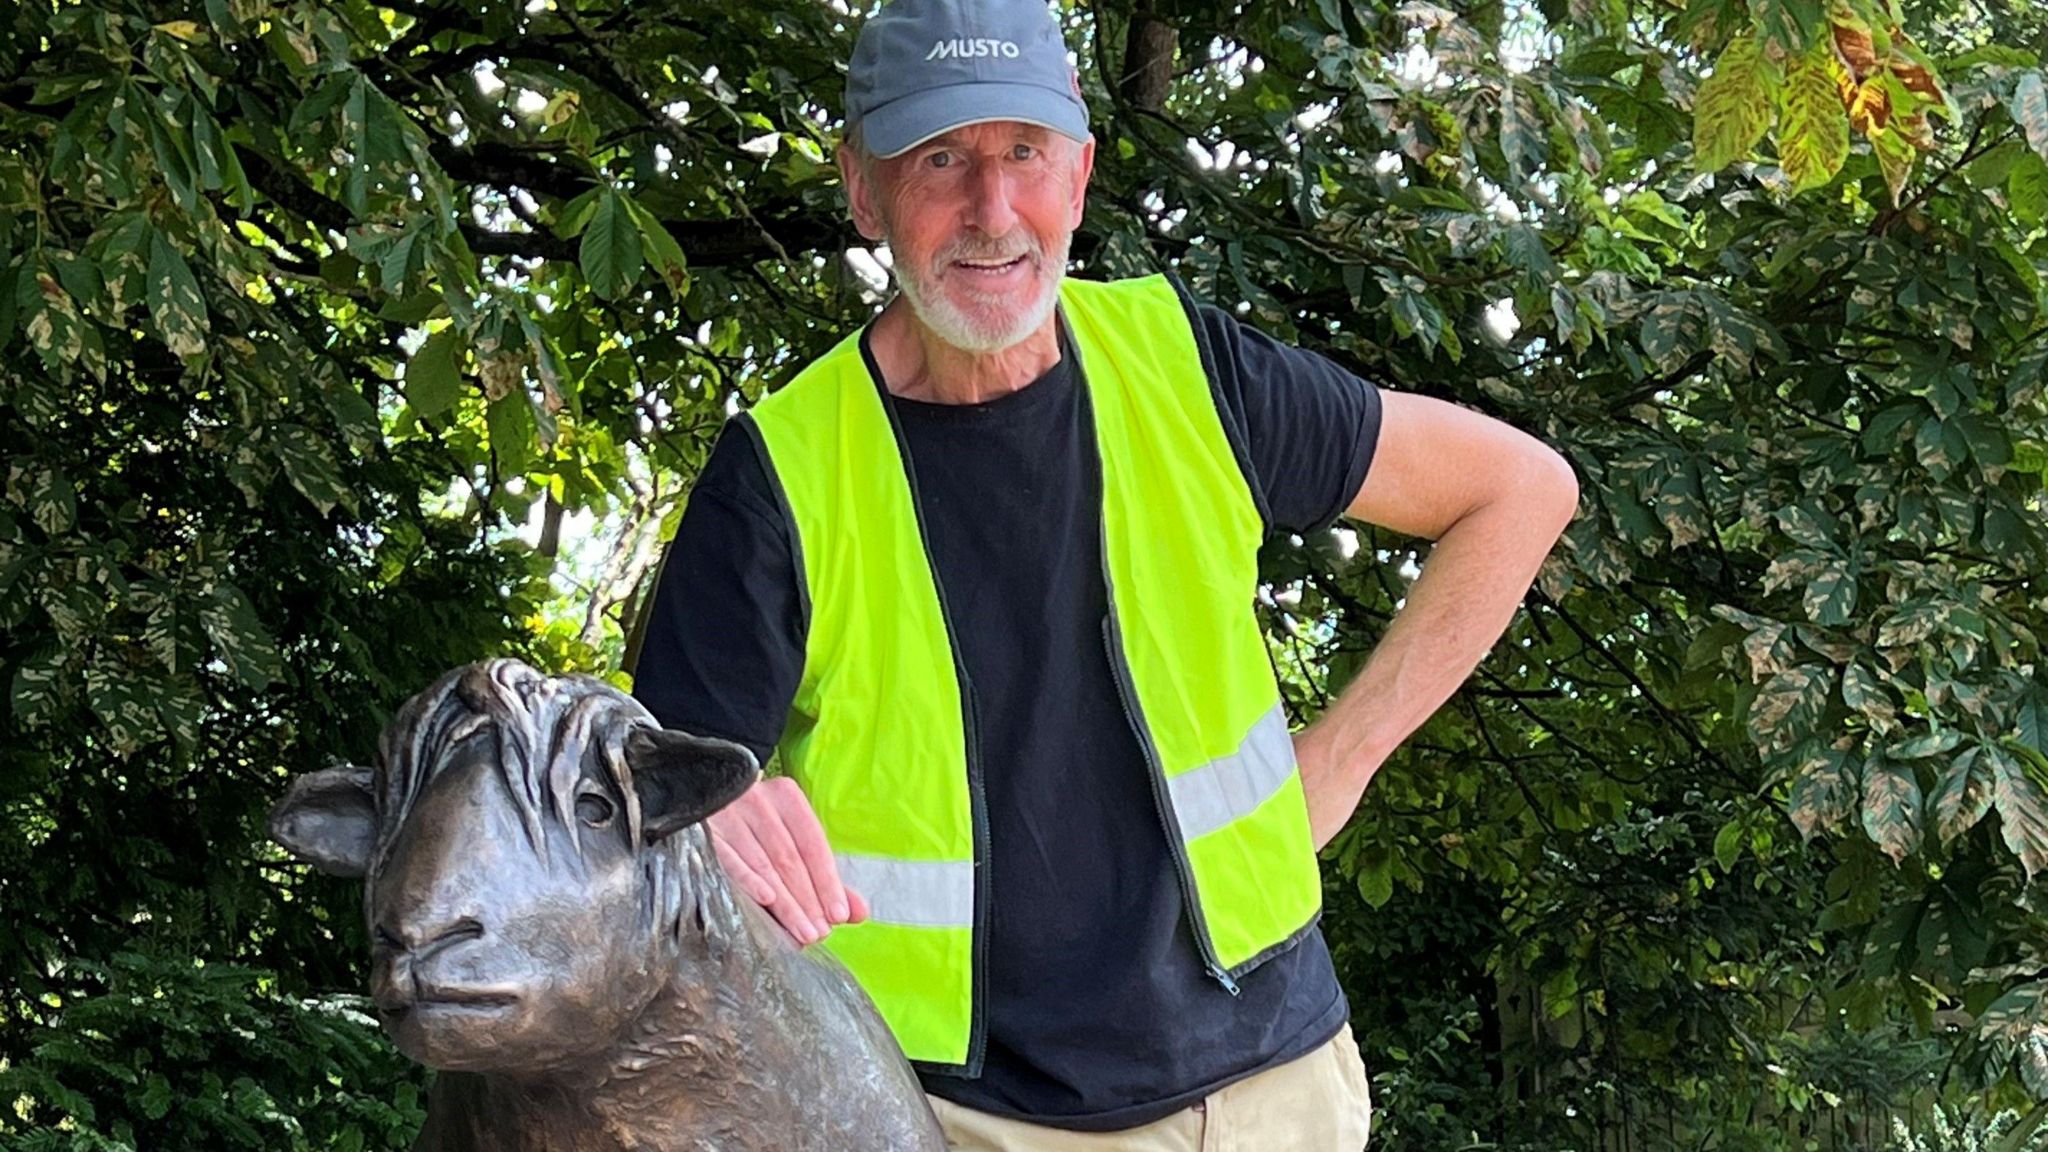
[861, 81, 1090, 159]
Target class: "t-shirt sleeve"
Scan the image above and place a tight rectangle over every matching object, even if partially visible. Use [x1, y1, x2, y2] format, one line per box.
[1186, 296, 1384, 537]
[629, 418, 806, 765]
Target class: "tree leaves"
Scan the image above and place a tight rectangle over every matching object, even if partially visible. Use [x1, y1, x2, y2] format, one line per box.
[1749, 664, 1831, 752]
[146, 230, 208, 358]
[1978, 980, 2048, 1100]
[338, 74, 417, 217]
[196, 583, 283, 692]
[269, 422, 354, 517]
[581, 188, 645, 301]
[1841, 663, 1896, 733]
[1928, 745, 1994, 845]
[1499, 78, 1549, 183]
[1693, 35, 1777, 172]
[1777, 39, 1851, 192]
[1802, 557, 1857, 626]
[1991, 744, 2048, 881]
[1859, 753, 1922, 863]
[2013, 150, 2048, 228]
[405, 325, 466, 418]
[1750, 0, 1825, 54]
[2012, 71, 2048, 164]
[12, 461, 78, 536]
[1789, 743, 1855, 841]
[85, 656, 167, 758]
[10, 643, 71, 730]
[621, 193, 689, 296]
[1870, 125, 1917, 205]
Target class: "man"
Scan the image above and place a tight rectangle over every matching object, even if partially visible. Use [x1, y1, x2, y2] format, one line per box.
[630, 0, 1579, 1146]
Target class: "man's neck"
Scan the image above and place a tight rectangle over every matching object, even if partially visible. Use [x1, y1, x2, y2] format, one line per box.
[870, 296, 1062, 405]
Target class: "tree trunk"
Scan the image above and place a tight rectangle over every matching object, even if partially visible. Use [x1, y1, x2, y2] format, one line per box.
[1118, 10, 1176, 112]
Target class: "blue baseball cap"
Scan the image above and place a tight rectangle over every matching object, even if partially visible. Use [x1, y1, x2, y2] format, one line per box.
[844, 0, 1091, 159]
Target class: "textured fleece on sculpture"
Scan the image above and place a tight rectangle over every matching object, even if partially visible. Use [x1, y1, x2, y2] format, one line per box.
[269, 658, 947, 1152]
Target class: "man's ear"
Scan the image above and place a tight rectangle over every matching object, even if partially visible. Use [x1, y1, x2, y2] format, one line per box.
[270, 765, 378, 878]
[838, 142, 886, 242]
[1068, 134, 1095, 231]
[625, 728, 762, 842]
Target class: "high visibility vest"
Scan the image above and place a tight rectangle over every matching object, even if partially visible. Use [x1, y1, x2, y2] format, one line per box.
[741, 273, 1323, 1074]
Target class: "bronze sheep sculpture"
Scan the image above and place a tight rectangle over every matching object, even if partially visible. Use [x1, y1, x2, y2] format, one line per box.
[269, 657, 948, 1152]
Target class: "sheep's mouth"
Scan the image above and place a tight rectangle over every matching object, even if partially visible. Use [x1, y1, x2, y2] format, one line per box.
[385, 989, 522, 1017]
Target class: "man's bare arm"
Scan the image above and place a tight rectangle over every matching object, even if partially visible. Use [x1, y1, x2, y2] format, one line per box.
[1293, 389, 1580, 849]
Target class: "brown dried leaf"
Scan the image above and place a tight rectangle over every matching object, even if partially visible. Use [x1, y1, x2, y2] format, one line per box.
[1842, 77, 1891, 133]
[1830, 19, 1879, 83]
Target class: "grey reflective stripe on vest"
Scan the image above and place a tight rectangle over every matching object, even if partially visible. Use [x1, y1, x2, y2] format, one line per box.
[1166, 703, 1297, 842]
[832, 853, 974, 928]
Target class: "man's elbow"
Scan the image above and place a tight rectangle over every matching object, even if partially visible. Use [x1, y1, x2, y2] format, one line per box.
[1525, 446, 1580, 535]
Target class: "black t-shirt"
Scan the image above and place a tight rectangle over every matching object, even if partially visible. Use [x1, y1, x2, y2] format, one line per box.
[631, 281, 1383, 1131]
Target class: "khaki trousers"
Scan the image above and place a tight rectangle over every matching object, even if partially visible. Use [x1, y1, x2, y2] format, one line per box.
[927, 1023, 1373, 1151]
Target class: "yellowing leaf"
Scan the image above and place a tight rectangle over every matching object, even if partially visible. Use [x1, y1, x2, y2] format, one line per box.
[154, 19, 206, 42]
[1871, 124, 1916, 205]
[1777, 42, 1851, 192]
[1693, 36, 1776, 173]
[1840, 76, 1890, 133]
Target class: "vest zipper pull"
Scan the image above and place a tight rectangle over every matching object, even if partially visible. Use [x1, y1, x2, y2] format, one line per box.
[1208, 964, 1241, 997]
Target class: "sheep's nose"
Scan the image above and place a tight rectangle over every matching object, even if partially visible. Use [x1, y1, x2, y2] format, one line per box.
[375, 915, 485, 958]
[370, 916, 485, 1015]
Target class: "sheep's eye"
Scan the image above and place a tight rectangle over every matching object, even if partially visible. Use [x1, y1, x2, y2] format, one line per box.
[575, 791, 616, 828]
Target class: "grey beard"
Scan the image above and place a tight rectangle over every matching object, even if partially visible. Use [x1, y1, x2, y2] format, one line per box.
[890, 236, 1070, 354]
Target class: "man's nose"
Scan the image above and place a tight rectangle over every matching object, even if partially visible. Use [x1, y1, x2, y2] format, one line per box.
[965, 160, 1020, 237]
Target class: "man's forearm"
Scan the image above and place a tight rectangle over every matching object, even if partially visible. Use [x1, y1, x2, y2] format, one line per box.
[1295, 489, 1576, 849]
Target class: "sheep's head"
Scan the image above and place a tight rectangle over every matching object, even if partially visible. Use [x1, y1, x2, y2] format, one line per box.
[270, 659, 757, 1074]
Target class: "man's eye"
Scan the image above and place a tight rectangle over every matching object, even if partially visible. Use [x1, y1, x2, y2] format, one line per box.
[1012, 144, 1036, 160]
[927, 151, 952, 169]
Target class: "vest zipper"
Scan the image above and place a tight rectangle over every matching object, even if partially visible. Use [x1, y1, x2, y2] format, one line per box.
[862, 335, 991, 1076]
[1068, 325, 1240, 999]
[904, 517, 992, 1076]
[956, 665, 992, 1073]
[1099, 611, 1241, 997]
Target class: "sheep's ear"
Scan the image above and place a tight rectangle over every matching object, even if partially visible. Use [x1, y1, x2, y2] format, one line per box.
[624, 728, 761, 842]
[270, 765, 378, 877]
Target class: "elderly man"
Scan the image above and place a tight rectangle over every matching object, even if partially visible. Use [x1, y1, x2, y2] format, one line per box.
[631, 0, 1578, 1147]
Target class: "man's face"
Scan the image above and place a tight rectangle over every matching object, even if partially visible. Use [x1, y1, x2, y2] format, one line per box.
[842, 121, 1094, 354]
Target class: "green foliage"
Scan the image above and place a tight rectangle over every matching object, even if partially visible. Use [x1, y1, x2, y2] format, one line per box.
[0, 950, 424, 1151]
[1887, 1102, 2048, 1152]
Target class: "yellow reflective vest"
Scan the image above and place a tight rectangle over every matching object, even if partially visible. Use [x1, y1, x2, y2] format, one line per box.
[742, 273, 1323, 1073]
